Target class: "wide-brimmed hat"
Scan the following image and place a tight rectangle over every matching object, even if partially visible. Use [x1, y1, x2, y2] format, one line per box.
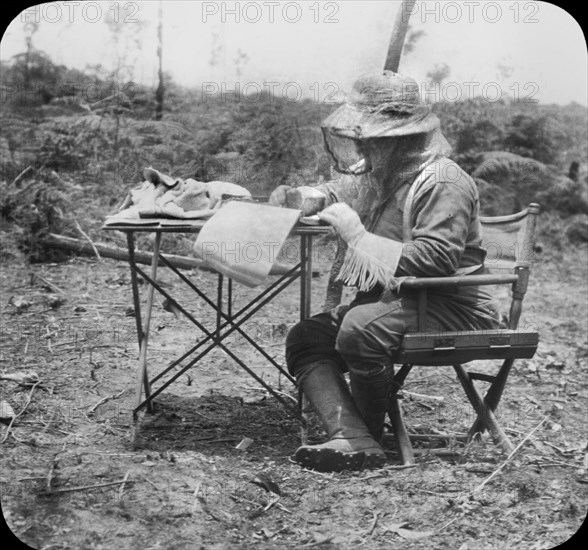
[322, 71, 439, 140]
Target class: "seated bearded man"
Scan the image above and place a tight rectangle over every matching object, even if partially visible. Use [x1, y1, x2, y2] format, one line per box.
[270, 71, 501, 472]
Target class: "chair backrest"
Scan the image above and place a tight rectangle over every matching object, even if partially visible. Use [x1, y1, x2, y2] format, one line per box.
[480, 203, 541, 329]
[480, 203, 541, 270]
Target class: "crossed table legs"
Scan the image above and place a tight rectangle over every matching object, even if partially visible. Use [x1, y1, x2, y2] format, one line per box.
[122, 230, 317, 442]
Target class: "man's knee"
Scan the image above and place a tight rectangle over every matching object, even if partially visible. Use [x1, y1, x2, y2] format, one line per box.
[335, 304, 404, 367]
[285, 315, 341, 377]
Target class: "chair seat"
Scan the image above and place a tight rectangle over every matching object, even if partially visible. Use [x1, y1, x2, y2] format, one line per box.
[397, 329, 538, 366]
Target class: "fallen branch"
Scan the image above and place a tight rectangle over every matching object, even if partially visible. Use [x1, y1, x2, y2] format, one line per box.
[40, 233, 201, 270]
[39, 233, 319, 275]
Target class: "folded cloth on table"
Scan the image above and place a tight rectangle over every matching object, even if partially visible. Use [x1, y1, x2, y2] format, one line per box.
[193, 201, 302, 287]
[105, 166, 251, 223]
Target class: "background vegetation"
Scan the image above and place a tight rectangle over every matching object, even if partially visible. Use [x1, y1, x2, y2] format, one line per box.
[1, 48, 587, 261]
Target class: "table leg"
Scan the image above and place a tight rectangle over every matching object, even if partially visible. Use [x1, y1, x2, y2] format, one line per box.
[126, 233, 143, 348]
[300, 234, 313, 321]
[227, 278, 233, 319]
[299, 234, 313, 443]
[134, 232, 162, 417]
[216, 273, 223, 338]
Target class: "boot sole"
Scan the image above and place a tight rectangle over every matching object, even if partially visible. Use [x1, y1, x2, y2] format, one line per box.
[293, 447, 386, 473]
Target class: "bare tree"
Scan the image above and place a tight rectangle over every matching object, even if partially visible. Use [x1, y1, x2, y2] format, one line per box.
[23, 21, 39, 89]
[234, 49, 249, 80]
[155, 0, 164, 120]
[427, 62, 451, 87]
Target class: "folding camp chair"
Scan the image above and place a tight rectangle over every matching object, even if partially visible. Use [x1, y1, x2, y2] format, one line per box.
[387, 203, 541, 464]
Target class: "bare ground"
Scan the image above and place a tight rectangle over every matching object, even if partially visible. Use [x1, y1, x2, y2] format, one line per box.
[1, 239, 587, 549]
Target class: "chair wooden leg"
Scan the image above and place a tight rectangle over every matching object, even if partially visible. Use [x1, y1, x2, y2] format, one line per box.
[299, 388, 309, 445]
[388, 396, 415, 465]
[387, 365, 415, 465]
[469, 358, 514, 437]
[453, 364, 514, 453]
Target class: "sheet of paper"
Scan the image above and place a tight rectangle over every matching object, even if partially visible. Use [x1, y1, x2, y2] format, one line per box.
[193, 202, 301, 286]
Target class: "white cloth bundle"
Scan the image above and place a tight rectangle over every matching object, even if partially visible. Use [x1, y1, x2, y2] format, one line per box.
[106, 167, 251, 222]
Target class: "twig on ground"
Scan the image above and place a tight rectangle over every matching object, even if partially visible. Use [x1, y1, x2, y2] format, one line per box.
[32, 273, 67, 295]
[87, 388, 127, 414]
[535, 461, 578, 468]
[40, 479, 137, 496]
[80, 451, 137, 457]
[408, 433, 467, 441]
[262, 494, 285, 512]
[118, 470, 132, 502]
[1, 380, 42, 444]
[12, 166, 32, 185]
[74, 220, 102, 260]
[410, 449, 461, 457]
[367, 510, 380, 536]
[197, 437, 240, 443]
[470, 416, 548, 498]
[191, 410, 213, 421]
[46, 455, 59, 492]
[542, 441, 570, 456]
[268, 389, 298, 405]
[532, 457, 579, 468]
[402, 390, 445, 402]
[297, 466, 334, 478]
[299, 535, 335, 548]
[141, 474, 162, 491]
[436, 516, 460, 532]
[361, 463, 418, 480]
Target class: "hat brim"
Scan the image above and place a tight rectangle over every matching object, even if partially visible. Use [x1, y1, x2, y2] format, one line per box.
[322, 103, 440, 139]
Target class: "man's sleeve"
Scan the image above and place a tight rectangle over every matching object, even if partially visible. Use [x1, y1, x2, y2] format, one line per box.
[395, 179, 475, 277]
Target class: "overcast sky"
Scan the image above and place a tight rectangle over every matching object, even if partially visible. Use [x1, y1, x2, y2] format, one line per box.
[1, 1, 586, 105]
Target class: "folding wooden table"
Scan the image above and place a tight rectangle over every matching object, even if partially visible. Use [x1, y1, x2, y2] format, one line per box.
[102, 219, 331, 440]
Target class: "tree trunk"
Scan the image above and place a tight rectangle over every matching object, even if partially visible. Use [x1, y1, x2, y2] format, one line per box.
[155, 1, 164, 120]
[40, 233, 201, 270]
[38, 233, 316, 275]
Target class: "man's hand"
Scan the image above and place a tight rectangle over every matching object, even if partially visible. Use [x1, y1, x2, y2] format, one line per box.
[318, 203, 365, 245]
[268, 185, 327, 216]
[286, 186, 326, 216]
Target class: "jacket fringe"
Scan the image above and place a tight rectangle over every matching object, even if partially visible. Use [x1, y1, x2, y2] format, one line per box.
[336, 244, 398, 292]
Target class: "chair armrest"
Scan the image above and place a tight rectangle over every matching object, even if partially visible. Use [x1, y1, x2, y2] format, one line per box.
[399, 273, 519, 290]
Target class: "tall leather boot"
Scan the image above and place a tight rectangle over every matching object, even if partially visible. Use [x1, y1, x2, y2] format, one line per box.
[293, 361, 386, 472]
[348, 364, 393, 443]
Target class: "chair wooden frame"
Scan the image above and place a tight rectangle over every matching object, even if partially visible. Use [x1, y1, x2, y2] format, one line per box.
[387, 203, 541, 464]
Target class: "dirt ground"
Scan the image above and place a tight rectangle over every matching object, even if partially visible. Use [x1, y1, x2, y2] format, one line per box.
[1, 237, 587, 550]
